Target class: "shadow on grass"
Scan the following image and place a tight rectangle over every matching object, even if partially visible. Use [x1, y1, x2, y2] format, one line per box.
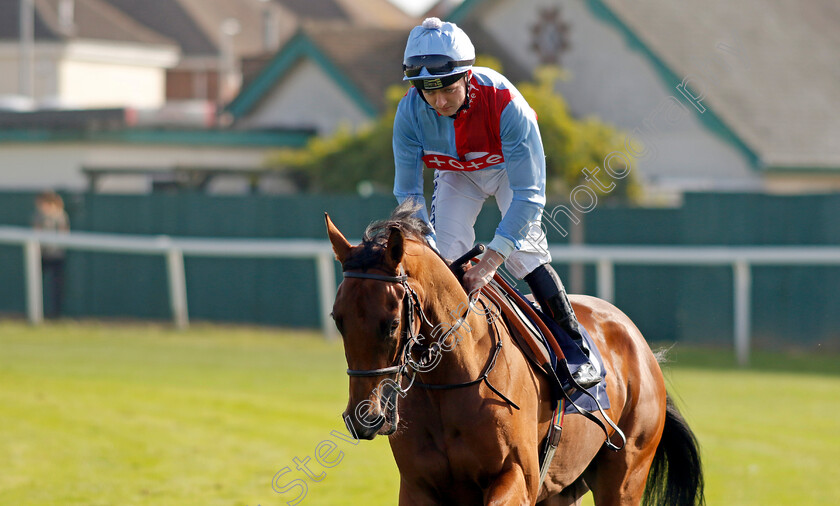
[650, 343, 840, 378]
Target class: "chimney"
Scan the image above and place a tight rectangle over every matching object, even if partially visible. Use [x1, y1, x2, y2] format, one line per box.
[259, 0, 280, 52]
[58, 0, 75, 34]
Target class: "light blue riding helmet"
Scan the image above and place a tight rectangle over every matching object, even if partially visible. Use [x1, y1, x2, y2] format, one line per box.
[403, 17, 475, 90]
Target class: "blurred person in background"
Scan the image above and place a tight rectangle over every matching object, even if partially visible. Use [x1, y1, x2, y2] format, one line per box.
[32, 191, 70, 318]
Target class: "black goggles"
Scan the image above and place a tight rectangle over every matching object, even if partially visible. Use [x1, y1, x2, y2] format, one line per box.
[403, 54, 475, 78]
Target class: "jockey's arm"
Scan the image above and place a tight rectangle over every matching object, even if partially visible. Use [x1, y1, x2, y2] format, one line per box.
[393, 96, 436, 247]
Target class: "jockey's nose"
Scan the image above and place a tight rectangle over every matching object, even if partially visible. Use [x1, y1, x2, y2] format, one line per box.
[436, 94, 448, 108]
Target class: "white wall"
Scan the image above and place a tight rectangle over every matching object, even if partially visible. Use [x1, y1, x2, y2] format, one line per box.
[59, 60, 167, 108]
[239, 59, 372, 135]
[60, 41, 177, 108]
[0, 142, 272, 192]
[478, 0, 761, 192]
[0, 41, 177, 108]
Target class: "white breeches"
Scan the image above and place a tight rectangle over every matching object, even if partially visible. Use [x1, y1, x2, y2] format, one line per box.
[430, 168, 551, 279]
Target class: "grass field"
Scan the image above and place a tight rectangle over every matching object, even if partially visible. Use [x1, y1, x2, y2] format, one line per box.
[1, 321, 838, 505]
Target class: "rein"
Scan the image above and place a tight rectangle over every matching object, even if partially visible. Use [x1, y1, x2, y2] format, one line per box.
[413, 299, 520, 410]
[341, 269, 518, 409]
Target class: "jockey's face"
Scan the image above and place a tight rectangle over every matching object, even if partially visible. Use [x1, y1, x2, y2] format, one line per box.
[420, 77, 467, 117]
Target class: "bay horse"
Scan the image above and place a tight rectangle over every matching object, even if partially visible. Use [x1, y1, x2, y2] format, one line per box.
[325, 203, 704, 505]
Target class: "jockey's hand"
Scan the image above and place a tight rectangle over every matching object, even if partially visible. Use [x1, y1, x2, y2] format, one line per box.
[463, 248, 505, 297]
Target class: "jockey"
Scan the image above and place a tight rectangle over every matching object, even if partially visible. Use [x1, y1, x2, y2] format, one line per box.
[393, 18, 600, 389]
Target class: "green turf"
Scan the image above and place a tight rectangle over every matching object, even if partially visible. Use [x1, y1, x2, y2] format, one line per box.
[1, 321, 838, 505]
[0, 321, 398, 506]
[659, 358, 840, 505]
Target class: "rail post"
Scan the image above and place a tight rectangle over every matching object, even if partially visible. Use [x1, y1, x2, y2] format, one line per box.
[316, 252, 338, 340]
[734, 260, 752, 367]
[166, 247, 189, 330]
[24, 239, 43, 325]
[596, 258, 615, 303]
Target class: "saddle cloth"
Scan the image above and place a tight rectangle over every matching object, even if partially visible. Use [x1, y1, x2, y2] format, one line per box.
[481, 279, 610, 415]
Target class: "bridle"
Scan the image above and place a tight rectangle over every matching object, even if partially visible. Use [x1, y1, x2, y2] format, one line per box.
[341, 268, 518, 409]
[343, 268, 461, 381]
[342, 269, 416, 379]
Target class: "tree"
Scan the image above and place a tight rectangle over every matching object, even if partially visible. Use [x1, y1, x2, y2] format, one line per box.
[268, 86, 406, 194]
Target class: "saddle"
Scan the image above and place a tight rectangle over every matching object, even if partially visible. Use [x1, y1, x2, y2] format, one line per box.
[477, 272, 609, 401]
[480, 275, 625, 484]
[480, 278, 566, 404]
[451, 258, 626, 483]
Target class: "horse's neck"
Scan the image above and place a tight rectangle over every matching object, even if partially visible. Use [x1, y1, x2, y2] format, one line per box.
[409, 260, 492, 383]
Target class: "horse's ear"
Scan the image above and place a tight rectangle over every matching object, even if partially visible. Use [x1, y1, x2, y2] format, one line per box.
[325, 213, 351, 262]
[385, 226, 405, 270]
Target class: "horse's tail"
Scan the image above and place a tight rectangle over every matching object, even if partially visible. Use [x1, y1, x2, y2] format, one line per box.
[643, 394, 705, 506]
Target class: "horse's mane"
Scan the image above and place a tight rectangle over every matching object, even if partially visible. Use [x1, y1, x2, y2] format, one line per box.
[363, 199, 432, 243]
[342, 199, 433, 272]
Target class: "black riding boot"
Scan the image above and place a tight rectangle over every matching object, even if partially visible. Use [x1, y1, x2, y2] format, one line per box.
[524, 264, 601, 390]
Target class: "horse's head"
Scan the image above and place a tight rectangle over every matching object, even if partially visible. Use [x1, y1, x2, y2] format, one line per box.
[325, 204, 440, 439]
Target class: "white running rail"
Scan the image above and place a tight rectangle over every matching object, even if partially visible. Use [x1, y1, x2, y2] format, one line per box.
[3, 226, 840, 365]
[0, 226, 339, 340]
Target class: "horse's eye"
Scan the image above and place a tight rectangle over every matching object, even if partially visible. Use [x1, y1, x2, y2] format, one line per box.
[385, 319, 401, 337]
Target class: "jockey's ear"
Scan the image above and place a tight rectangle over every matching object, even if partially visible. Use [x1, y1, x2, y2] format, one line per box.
[325, 213, 351, 262]
[386, 226, 405, 270]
